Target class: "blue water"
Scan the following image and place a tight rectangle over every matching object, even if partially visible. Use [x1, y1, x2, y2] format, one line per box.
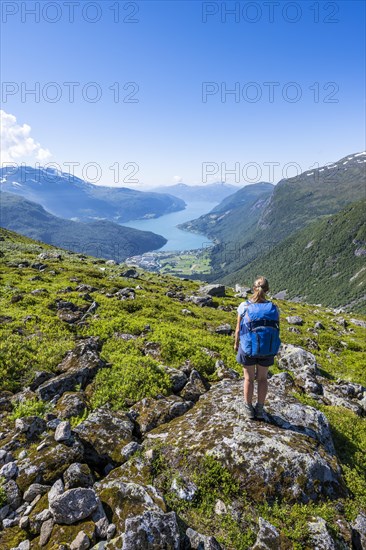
[122, 201, 218, 251]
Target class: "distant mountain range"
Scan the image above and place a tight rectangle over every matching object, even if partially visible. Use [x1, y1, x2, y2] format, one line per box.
[149, 182, 239, 203]
[0, 166, 185, 222]
[0, 192, 167, 261]
[181, 151, 366, 310]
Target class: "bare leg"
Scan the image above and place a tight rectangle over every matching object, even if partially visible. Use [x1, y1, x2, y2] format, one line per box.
[243, 365, 256, 404]
[256, 366, 269, 405]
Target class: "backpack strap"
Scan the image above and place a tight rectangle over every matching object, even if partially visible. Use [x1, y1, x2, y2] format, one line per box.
[246, 319, 279, 330]
[240, 300, 251, 319]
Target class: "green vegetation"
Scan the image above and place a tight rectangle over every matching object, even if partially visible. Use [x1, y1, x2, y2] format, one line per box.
[0, 227, 365, 548]
[258, 500, 343, 550]
[69, 408, 90, 428]
[149, 447, 256, 549]
[0, 477, 7, 507]
[229, 199, 366, 313]
[91, 354, 171, 410]
[9, 398, 49, 420]
[192, 454, 240, 505]
[159, 250, 212, 276]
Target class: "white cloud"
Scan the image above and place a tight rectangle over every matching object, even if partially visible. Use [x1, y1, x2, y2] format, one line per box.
[0, 110, 51, 164]
[173, 175, 183, 183]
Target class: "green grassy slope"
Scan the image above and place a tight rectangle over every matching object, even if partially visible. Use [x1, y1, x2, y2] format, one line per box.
[0, 192, 167, 261]
[200, 153, 366, 281]
[1, 228, 365, 547]
[222, 199, 366, 313]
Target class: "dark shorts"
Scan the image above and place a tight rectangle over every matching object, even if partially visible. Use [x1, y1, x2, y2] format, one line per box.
[236, 347, 275, 367]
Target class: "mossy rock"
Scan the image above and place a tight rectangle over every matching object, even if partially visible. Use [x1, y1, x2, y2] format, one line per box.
[28, 493, 49, 535]
[73, 408, 134, 466]
[96, 476, 166, 536]
[103, 455, 153, 488]
[16, 438, 84, 492]
[32, 519, 96, 549]
[54, 391, 87, 419]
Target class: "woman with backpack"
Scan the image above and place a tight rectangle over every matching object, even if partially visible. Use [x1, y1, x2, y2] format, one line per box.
[234, 276, 280, 420]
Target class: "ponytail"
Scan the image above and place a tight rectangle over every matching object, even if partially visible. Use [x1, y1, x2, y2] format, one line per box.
[251, 276, 269, 303]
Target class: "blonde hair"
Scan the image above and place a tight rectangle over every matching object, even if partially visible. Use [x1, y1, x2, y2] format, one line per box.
[251, 276, 269, 303]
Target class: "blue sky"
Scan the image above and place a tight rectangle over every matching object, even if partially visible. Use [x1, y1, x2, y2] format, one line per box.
[1, 0, 365, 186]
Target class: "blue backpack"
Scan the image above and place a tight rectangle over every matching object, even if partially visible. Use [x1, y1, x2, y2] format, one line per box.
[240, 301, 280, 357]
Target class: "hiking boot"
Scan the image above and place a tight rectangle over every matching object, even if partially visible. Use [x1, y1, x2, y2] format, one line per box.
[242, 402, 255, 420]
[255, 403, 265, 420]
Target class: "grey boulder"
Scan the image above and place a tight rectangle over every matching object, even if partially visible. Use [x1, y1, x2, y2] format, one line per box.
[308, 517, 336, 550]
[185, 526, 222, 549]
[15, 416, 46, 439]
[286, 316, 304, 325]
[146, 377, 346, 504]
[122, 510, 181, 550]
[49, 487, 99, 525]
[63, 462, 94, 490]
[352, 512, 366, 550]
[54, 421, 72, 443]
[73, 407, 134, 466]
[199, 284, 225, 297]
[252, 517, 280, 550]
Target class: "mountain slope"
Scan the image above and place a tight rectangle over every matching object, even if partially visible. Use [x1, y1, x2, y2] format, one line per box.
[0, 166, 185, 222]
[257, 151, 366, 240]
[0, 228, 365, 549]
[179, 182, 274, 241]
[224, 199, 366, 313]
[204, 152, 366, 280]
[149, 182, 239, 202]
[0, 192, 167, 260]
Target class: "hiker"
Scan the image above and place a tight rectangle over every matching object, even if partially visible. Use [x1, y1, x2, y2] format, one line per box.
[234, 276, 280, 420]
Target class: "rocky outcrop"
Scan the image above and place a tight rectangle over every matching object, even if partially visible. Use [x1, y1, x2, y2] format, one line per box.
[286, 316, 303, 325]
[185, 526, 222, 549]
[215, 324, 232, 335]
[307, 516, 336, 549]
[36, 338, 106, 402]
[187, 295, 214, 307]
[161, 366, 188, 393]
[15, 416, 46, 440]
[74, 408, 135, 467]
[55, 391, 87, 419]
[278, 344, 366, 416]
[178, 369, 209, 402]
[121, 510, 181, 549]
[144, 376, 346, 504]
[120, 268, 139, 279]
[131, 395, 193, 435]
[16, 438, 84, 492]
[352, 512, 366, 550]
[277, 343, 323, 396]
[252, 517, 280, 550]
[94, 476, 166, 535]
[64, 463, 94, 490]
[0, 328, 362, 549]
